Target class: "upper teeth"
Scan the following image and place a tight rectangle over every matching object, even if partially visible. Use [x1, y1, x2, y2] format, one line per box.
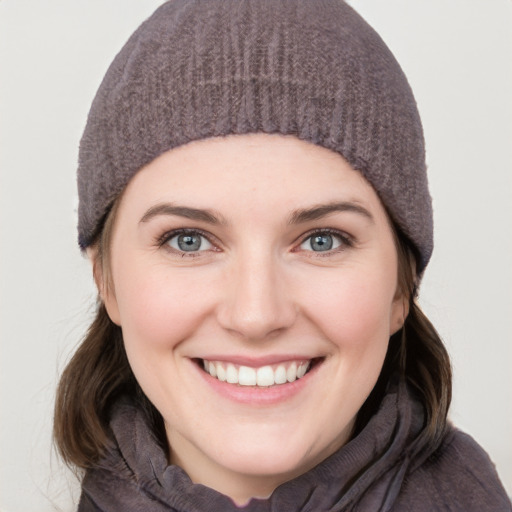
[202, 360, 311, 387]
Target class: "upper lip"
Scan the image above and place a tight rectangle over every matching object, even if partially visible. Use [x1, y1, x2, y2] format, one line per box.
[195, 355, 321, 367]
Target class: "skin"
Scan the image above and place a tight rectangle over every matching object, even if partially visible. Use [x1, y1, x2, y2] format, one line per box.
[91, 133, 407, 505]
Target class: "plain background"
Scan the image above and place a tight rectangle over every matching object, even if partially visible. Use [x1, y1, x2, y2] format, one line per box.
[0, 1, 511, 510]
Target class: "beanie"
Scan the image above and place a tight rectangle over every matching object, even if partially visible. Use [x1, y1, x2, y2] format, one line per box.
[77, 0, 433, 272]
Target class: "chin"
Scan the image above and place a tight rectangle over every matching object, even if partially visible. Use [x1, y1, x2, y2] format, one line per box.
[220, 448, 313, 480]
[206, 425, 345, 480]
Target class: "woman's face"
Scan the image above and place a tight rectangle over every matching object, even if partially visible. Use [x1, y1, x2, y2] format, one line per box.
[99, 134, 406, 504]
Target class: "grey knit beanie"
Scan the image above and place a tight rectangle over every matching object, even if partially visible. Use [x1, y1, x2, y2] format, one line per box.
[78, 0, 433, 272]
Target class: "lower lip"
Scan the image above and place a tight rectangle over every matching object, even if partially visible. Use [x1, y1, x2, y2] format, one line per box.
[193, 359, 321, 405]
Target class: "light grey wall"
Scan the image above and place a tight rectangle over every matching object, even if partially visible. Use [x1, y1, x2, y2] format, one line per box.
[0, 1, 510, 510]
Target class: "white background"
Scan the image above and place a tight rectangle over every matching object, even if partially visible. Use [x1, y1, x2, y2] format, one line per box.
[0, 1, 510, 510]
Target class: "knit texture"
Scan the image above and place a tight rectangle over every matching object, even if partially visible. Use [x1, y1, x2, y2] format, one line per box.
[78, 0, 433, 271]
[78, 380, 512, 511]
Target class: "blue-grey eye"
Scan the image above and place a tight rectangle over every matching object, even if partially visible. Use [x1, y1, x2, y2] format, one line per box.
[300, 233, 342, 252]
[168, 232, 212, 252]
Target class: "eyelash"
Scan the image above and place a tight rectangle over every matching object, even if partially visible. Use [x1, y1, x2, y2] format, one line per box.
[156, 228, 354, 256]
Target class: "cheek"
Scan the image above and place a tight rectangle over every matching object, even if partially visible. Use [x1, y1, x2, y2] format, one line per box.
[113, 264, 213, 352]
[302, 268, 396, 350]
[301, 269, 396, 420]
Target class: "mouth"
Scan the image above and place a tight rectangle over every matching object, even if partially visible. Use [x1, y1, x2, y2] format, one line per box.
[196, 358, 322, 388]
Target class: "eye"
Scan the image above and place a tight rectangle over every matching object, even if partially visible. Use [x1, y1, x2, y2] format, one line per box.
[165, 230, 213, 253]
[299, 231, 350, 252]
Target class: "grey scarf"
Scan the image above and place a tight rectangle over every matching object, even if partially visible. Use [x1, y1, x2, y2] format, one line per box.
[78, 378, 438, 511]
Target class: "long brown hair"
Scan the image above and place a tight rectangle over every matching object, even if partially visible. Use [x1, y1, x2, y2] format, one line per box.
[53, 202, 451, 470]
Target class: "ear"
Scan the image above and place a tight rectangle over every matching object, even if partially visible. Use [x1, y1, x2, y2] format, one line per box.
[86, 246, 121, 326]
[389, 291, 410, 336]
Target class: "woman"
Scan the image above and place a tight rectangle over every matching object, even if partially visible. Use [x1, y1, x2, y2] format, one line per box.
[54, 1, 511, 510]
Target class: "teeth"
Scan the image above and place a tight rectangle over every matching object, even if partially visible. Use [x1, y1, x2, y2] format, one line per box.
[239, 366, 257, 386]
[203, 359, 312, 387]
[217, 364, 227, 382]
[297, 362, 308, 379]
[274, 365, 287, 385]
[256, 366, 274, 387]
[226, 363, 238, 384]
[286, 362, 297, 382]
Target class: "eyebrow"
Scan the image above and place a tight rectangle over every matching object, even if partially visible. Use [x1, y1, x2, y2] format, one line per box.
[139, 201, 373, 226]
[139, 203, 226, 225]
[288, 201, 374, 224]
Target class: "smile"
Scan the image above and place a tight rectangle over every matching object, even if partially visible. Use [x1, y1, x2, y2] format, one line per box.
[201, 359, 314, 387]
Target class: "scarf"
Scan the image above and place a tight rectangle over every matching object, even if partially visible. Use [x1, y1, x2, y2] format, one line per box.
[79, 379, 432, 512]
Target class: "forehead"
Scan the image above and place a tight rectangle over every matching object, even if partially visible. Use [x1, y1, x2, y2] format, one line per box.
[119, 134, 384, 216]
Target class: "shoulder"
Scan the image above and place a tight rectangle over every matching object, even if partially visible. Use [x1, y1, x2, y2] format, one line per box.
[395, 427, 511, 511]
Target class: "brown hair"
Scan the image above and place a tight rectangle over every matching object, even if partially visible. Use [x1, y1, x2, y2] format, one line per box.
[54, 200, 165, 469]
[54, 202, 451, 470]
[353, 232, 452, 448]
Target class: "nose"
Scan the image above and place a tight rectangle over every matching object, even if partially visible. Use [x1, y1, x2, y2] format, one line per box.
[216, 252, 297, 341]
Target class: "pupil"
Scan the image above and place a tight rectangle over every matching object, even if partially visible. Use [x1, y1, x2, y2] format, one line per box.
[178, 234, 201, 251]
[312, 234, 332, 251]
